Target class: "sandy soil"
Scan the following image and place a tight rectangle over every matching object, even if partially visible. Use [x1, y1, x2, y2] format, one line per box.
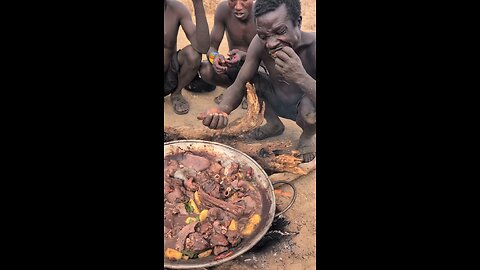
[165, 1, 316, 269]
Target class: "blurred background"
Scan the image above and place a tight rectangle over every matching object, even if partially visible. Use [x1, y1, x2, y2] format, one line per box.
[176, 0, 316, 55]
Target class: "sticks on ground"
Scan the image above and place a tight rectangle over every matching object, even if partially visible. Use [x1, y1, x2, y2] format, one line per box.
[165, 82, 265, 140]
[164, 82, 315, 177]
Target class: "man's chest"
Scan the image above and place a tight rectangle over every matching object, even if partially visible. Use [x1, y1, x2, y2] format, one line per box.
[225, 20, 256, 44]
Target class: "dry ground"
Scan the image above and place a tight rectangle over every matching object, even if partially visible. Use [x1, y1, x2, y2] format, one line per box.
[165, 1, 317, 269]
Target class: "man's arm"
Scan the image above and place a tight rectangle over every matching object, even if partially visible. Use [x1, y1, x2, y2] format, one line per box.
[178, 0, 210, 54]
[273, 45, 316, 106]
[207, 3, 228, 74]
[297, 40, 316, 106]
[218, 37, 263, 114]
[207, 3, 227, 56]
[197, 36, 263, 129]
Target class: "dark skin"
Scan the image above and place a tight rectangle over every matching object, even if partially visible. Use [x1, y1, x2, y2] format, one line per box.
[198, 4, 316, 162]
[164, 0, 209, 114]
[197, 0, 257, 87]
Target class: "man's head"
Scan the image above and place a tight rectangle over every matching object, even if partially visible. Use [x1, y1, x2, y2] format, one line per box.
[254, 0, 302, 55]
[228, 0, 254, 21]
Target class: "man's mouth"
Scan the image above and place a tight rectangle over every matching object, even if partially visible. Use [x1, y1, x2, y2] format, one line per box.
[234, 12, 244, 18]
[269, 47, 283, 56]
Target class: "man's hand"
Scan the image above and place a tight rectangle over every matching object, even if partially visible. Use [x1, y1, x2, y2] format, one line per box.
[225, 49, 246, 67]
[272, 47, 307, 84]
[213, 54, 228, 74]
[197, 107, 229, 129]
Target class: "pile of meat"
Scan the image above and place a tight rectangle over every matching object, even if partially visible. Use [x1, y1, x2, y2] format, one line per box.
[164, 152, 263, 261]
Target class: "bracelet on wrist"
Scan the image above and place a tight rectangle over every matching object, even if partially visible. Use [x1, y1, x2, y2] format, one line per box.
[208, 52, 218, 64]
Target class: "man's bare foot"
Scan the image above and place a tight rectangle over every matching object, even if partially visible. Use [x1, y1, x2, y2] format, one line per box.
[249, 122, 285, 140]
[214, 94, 223, 104]
[297, 135, 316, 162]
[171, 94, 189, 115]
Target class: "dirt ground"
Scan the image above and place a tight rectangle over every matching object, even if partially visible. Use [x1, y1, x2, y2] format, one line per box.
[165, 1, 316, 269]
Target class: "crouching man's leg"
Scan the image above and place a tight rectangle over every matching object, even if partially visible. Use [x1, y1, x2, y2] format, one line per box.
[170, 45, 202, 115]
[250, 100, 285, 140]
[296, 95, 316, 162]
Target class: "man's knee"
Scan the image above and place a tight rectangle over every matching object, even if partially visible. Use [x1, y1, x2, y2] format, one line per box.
[297, 97, 316, 125]
[199, 61, 214, 81]
[181, 45, 202, 68]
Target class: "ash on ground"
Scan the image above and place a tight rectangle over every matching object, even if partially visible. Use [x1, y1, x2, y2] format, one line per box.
[211, 215, 298, 270]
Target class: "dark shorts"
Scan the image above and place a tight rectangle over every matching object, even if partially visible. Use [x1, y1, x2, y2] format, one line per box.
[225, 60, 245, 82]
[164, 50, 181, 96]
[253, 72, 303, 121]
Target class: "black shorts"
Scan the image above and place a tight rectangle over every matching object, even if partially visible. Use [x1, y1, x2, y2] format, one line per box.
[164, 50, 180, 96]
[225, 60, 245, 82]
[253, 72, 303, 121]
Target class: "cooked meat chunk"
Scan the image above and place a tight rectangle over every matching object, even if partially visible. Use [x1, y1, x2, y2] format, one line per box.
[175, 221, 198, 251]
[184, 177, 198, 192]
[180, 153, 211, 171]
[224, 162, 239, 177]
[198, 188, 244, 216]
[225, 230, 241, 247]
[210, 233, 229, 247]
[213, 245, 229, 255]
[209, 162, 223, 174]
[166, 186, 187, 204]
[185, 232, 210, 252]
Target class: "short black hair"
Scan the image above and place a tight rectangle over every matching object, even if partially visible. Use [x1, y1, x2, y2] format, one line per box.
[254, 0, 301, 26]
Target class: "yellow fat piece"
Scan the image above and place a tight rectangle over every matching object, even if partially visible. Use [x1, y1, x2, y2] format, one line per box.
[241, 214, 261, 236]
[185, 217, 197, 224]
[228, 219, 238, 231]
[198, 249, 212, 258]
[199, 210, 209, 222]
[194, 192, 201, 206]
[189, 199, 200, 214]
[165, 248, 183, 260]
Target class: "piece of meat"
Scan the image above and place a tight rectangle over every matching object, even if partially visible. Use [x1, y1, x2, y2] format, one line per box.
[180, 153, 211, 171]
[231, 180, 250, 193]
[244, 166, 254, 181]
[170, 178, 184, 187]
[198, 188, 244, 216]
[165, 160, 179, 176]
[208, 207, 233, 228]
[175, 221, 198, 251]
[201, 180, 221, 199]
[212, 220, 228, 235]
[166, 186, 187, 204]
[174, 167, 197, 181]
[197, 221, 213, 239]
[184, 177, 198, 192]
[213, 245, 229, 256]
[224, 162, 239, 177]
[225, 230, 241, 247]
[174, 203, 188, 215]
[240, 196, 257, 215]
[185, 232, 210, 252]
[209, 162, 223, 174]
[210, 233, 229, 247]
[194, 171, 210, 184]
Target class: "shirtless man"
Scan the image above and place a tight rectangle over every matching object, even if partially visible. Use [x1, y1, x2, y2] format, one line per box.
[164, 0, 209, 114]
[190, 0, 257, 107]
[198, 0, 316, 162]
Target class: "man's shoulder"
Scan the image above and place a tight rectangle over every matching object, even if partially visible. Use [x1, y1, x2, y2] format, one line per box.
[302, 32, 316, 49]
[215, 1, 231, 19]
[167, 0, 188, 13]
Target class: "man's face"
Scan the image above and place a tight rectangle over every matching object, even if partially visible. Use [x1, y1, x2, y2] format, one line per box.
[228, 0, 254, 21]
[256, 4, 302, 56]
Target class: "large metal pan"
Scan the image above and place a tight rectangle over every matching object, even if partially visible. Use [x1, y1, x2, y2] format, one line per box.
[164, 140, 296, 269]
